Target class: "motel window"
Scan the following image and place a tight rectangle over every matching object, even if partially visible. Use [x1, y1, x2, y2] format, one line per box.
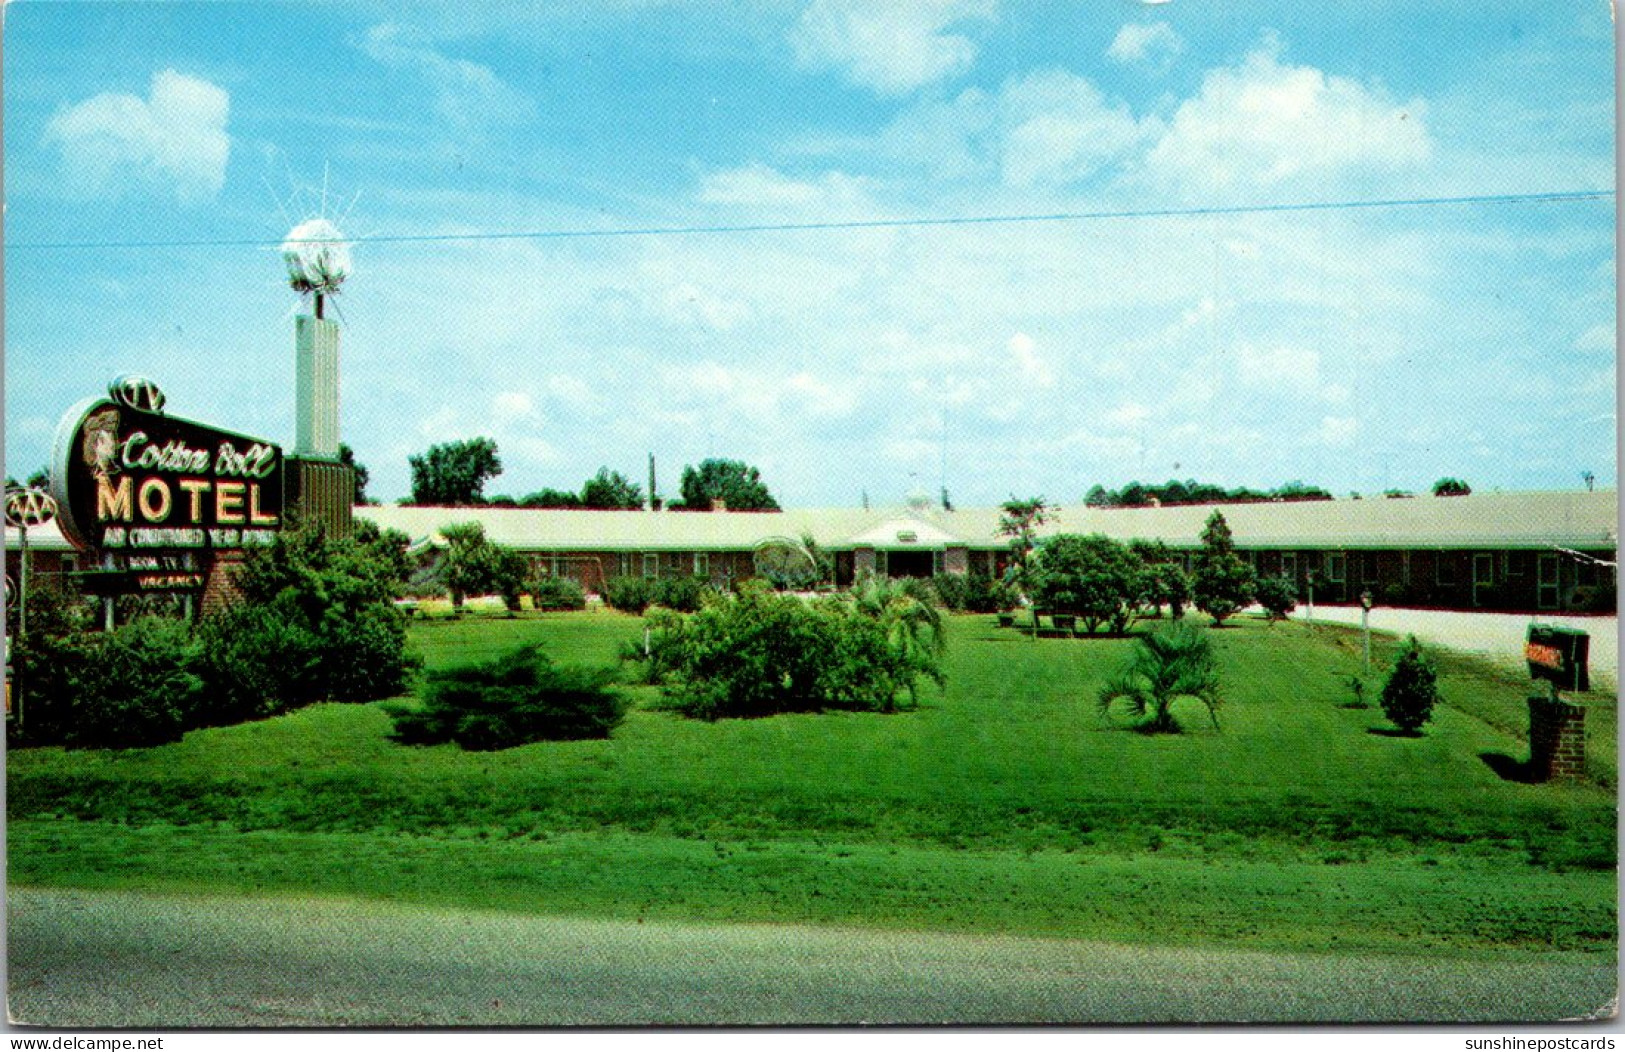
[643, 553, 658, 579]
[1436, 554, 1457, 586]
[1325, 553, 1346, 584]
[1507, 551, 1532, 578]
[617, 553, 633, 577]
[694, 552, 709, 577]
[1360, 554, 1378, 584]
[550, 554, 564, 577]
[1281, 553, 1297, 580]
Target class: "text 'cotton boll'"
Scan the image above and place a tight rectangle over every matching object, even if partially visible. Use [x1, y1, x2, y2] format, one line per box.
[281, 217, 352, 296]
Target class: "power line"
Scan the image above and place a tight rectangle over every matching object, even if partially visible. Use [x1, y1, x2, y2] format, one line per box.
[9, 188, 1613, 252]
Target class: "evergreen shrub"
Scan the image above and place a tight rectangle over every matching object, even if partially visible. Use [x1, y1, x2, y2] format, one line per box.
[528, 575, 588, 611]
[387, 645, 627, 750]
[1380, 635, 1440, 734]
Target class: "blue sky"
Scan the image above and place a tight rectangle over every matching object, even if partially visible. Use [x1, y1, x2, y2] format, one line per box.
[4, 0, 1616, 507]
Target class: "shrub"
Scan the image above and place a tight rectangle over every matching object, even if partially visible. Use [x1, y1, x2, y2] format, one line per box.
[1033, 533, 1144, 634]
[1193, 511, 1255, 625]
[652, 575, 714, 613]
[322, 603, 417, 701]
[12, 616, 202, 749]
[386, 645, 627, 750]
[68, 617, 204, 748]
[201, 523, 419, 718]
[1570, 583, 1617, 614]
[195, 601, 326, 723]
[529, 575, 588, 611]
[1097, 620, 1222, 733]
[651, 581, 940, 719]
[1254, 575, 1297, 622]
[931, 572, 970, 611]
[603, 575, 656, 614]
[1380, 635, 1439, 734]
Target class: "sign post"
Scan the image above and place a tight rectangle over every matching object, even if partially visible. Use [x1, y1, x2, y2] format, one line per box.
[1359, 590, 1374, 677]
[5, 486, 59, 733]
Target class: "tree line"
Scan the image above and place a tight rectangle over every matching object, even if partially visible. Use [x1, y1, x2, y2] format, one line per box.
[395, 437, 780, 511]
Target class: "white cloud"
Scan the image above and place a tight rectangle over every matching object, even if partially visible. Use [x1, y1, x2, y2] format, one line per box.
[998, 70, 1155, 187]
[791, 0, 994, 96]
[545, 375, 597, 410]
[45, 70, 230, 201]
[1107, 22, 1183, 69]
[361, 23, 534, 130]
[699, 162, 875, 213]
[1317, 415, 1360, 447]
[1575, 323, 1614, 353]
[492, 391, 537, 423]
[673, 361, 858, 423]
[1237, 343, 1320, 391]
[1105, 402, 1151, 427]
[661, 282, 752, 332]
[1146, 33, 1430, 195]
[1007, 332, 1054, 388]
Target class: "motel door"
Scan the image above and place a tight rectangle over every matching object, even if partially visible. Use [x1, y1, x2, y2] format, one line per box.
[1472, 554, 1494, 608]
[1536, 554, 1560, 610]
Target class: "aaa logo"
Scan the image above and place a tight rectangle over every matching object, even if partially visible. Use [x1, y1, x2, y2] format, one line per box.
[4, 487, 58, 529]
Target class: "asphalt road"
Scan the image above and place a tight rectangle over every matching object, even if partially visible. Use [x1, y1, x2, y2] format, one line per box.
[7, 888, 1617, 1027]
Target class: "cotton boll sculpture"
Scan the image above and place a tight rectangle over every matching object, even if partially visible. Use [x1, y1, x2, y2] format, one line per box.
[281, 218, 351, 317]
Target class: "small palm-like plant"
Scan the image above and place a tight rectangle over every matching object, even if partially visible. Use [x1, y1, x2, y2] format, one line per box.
[1097, 620, 1222, 733]
[850, 575, 947, 705]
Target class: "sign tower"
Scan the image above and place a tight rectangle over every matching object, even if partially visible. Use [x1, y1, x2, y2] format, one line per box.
[281, 218, 356, 535]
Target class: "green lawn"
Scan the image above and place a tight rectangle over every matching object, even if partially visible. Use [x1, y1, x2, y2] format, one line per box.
[8, 610, 1616, 957]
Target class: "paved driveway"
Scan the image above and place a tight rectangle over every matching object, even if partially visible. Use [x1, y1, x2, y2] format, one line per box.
[8, 888, 1616, 1026]
[1290, 606, 1617, 691]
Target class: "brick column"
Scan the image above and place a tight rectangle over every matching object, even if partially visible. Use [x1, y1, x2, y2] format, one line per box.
[1528, 694, 1587, 781]
[944, 546, 969, 575]
[202, 550, 247, 614]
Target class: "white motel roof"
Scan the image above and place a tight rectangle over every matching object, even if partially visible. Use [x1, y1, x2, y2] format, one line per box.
[351, 490, 1620, 554]
[9, 490, 1617, 556]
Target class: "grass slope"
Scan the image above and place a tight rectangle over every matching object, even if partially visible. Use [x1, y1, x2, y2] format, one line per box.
[8, 611, 1616, 956]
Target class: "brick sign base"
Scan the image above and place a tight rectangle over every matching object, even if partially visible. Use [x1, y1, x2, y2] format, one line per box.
[1528, 694, 1587, 781]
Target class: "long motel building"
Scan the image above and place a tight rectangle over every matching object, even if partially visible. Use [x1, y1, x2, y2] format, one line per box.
[8, 489, 1617, 614]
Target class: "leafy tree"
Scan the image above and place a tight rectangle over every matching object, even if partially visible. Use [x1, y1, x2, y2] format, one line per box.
[1254, 575, 1297, 622]
[1380, 635, 1440, 734]
[1432, 477, 1472, 497]
[519, 488, 584, 509]
[580, 467, 645, 510]
[998, 496, 1053, 638]
[408, 437, 502, 505]
[1097, 620, 1223, 733]
[1033, 534, 1144, 635]
[1128, 540, 1190, 619]
[440, 521, 526, 610]
[674, 458, 780, 511]
[338, 444, 372, 505]
[204, 520, 419, 716]
[1192, 510, 1255, 626]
